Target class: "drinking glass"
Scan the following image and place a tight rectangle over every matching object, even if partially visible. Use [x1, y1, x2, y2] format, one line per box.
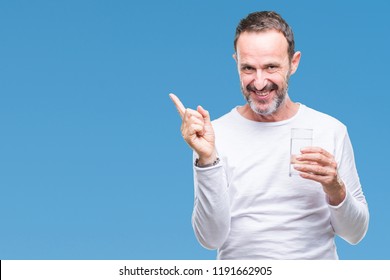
[290, 128, 313, 176]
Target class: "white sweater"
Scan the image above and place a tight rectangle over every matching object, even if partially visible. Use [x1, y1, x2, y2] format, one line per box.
[192, 104, 369, 259]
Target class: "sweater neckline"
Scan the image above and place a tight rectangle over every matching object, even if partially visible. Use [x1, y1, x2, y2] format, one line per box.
[231, 103, 305, 127]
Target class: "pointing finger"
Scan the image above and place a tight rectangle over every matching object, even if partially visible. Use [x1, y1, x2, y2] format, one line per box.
[169, 93, 185, 119]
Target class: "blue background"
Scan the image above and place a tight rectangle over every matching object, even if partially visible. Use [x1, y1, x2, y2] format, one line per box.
[0, 0, 388, 259]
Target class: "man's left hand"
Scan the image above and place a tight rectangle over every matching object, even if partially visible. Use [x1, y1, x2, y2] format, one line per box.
[293, 147, 346, 206]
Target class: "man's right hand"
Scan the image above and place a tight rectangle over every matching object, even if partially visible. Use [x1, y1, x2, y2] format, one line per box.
[169, 93, 217, 166]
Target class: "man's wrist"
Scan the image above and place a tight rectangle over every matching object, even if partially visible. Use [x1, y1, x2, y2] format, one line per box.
[195, 156, 220, 168]
[327, 179, 346, 206]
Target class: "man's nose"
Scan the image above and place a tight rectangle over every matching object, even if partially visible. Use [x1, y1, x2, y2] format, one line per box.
[253, 70, 267, 90]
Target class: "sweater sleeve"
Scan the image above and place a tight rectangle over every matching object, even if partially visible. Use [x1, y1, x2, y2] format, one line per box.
[329, 131, 369, 244]
[191, 157, 231, 250]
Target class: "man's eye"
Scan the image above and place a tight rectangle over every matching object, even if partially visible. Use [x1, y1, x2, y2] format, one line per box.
[266, 65, 278, 73]
[242, 66, 254, 73]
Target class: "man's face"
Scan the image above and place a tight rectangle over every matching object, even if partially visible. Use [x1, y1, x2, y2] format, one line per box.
[234, 30, 300, 116]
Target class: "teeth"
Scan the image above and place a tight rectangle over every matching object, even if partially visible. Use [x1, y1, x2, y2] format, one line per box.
[255, 91, 269, 96]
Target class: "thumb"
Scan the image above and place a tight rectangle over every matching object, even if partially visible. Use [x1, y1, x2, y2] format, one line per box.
[197, 105, 211, 123]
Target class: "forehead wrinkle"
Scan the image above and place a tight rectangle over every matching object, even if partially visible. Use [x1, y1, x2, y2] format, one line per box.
[238, 55, 287, 69]
[236, 30, 290, 66]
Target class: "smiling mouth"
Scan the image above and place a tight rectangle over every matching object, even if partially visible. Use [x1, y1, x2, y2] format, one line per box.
[254, 90, 272, 97]
[247, 83, 278, 98]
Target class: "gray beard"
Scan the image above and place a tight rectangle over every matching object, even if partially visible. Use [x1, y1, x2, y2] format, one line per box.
[242, 85, 288, 116]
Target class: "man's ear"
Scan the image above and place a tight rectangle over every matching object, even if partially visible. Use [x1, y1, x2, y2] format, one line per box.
[290, 51, 301, 75]
[232, 53, 237, 63]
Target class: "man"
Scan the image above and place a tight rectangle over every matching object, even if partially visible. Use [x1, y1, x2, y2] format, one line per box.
[169, 11, 368, 259]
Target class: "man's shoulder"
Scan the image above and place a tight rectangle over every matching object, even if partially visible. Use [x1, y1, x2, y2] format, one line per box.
[301, 104, 347, 131]
[211, 107, 238, 126]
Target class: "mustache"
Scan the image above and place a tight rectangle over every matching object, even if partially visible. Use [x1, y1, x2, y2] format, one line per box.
[247, 82, 278, 92]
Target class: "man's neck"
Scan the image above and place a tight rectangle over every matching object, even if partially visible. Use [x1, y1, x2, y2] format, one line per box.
[237, 98, 300, 122]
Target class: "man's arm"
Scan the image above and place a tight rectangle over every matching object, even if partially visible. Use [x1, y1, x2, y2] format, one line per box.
[169, 93, 231, 249]
[294, 131, 369, 244]
[192, 160, 231, 249]
[328, 132, 369, 244]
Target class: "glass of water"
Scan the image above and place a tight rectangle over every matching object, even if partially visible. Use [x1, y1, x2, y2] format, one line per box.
[289, 128, 313, 176]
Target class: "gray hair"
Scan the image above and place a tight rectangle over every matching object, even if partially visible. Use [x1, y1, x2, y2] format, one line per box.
[234, 11, 295, 61]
